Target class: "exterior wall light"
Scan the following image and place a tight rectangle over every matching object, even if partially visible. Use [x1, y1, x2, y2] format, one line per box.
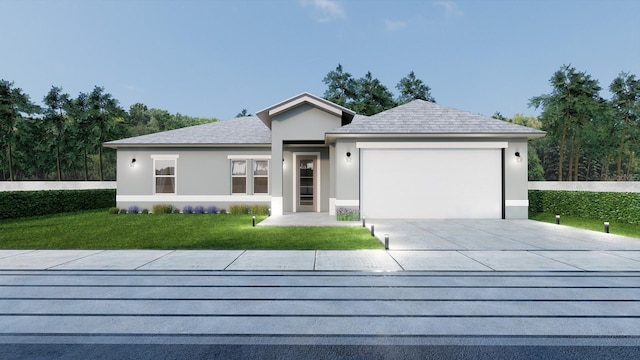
[130, 158, 137, 167]
[346, 151, 352, 163]
[515, 151, 522, 162]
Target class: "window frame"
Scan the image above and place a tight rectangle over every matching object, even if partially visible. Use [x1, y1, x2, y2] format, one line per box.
[231, 159, 248, 194]
[227, 155, 271, 196]
[151, 154, 179, 195]
[253, 159, 270, 194]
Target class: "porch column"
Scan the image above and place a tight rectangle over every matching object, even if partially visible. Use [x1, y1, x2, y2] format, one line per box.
[271, 140, 283, 216]
[329, 144, 336, 215]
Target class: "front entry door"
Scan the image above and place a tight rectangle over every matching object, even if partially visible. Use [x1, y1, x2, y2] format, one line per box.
[296, 156, 317, 212]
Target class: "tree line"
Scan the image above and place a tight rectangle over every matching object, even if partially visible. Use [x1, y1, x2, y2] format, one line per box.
[0, 80, 217, 181]
[322, 64, 435, 115]
[322, 64, 640, 181]
[529, 65, 639, 181]
[3, 64, 638, 182]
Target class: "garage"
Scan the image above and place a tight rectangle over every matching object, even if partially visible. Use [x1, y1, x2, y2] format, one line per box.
[360, 145, 504, 219]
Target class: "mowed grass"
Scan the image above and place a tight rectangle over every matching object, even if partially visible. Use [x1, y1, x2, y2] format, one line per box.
[0, 210, 383, 250]
[530, 212, 640, 239]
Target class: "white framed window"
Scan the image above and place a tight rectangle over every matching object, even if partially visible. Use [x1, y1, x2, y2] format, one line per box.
[253, 160, 269, 194]
[231, 160, 247, 194]
[152, 155, 179, 194]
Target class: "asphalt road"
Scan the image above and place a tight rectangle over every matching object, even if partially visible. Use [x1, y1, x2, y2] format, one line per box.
[0, 270, 639, 359]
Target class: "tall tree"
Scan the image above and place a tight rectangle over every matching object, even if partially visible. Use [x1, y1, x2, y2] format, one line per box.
[127, 103, 152, 137]
[67, 92, 93, 180]
[322, 63, 357, 107]
[0, 80, 40, 181]
[235, 109, 251, 118]
[352, 71, 396, 116]
[529, 65, 603, 181]
[43, 86, 71, 180]
[609, 72, 640, 179]
[396, 71, 435, 104]
[87, 86, 126, 181]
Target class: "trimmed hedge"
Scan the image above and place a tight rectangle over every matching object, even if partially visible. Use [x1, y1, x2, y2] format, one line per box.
[0, 189, 116, 219]
[529, 190, 640, 225]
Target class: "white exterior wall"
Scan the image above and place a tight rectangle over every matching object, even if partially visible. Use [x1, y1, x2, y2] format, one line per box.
[114, 147, 271, 211]
[504, 140, 529, 219]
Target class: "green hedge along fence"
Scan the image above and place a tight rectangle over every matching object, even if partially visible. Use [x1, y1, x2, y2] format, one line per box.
[529, 190, 640, 225]
[0, 189, 116, 219]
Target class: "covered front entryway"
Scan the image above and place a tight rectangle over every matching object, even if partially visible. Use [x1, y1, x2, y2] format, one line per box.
[295, 154, 318, 212]
[283, 148, 330, 213]
[360, 145, 504, 219]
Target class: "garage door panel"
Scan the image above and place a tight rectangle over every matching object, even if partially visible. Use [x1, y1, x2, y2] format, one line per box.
[361, 149, 502, 219]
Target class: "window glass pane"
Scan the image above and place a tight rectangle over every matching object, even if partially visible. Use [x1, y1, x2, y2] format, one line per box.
[156, 177, 175, 193]
[155, 160, 175, 175]
[254, 160, 269, 176]
[254, 177, 268, 194]
[232, 160, 246, 175]
[232, 177, 246, 194]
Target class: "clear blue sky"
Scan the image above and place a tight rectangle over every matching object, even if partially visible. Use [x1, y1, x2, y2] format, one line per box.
[2, 0, 639, 120]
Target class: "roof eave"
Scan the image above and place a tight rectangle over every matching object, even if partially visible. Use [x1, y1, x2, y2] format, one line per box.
[325, 132, 546, 142]
[103, 142, 272, 149]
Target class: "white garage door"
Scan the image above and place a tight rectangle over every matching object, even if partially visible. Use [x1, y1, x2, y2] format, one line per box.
[361, 148, 503, 219]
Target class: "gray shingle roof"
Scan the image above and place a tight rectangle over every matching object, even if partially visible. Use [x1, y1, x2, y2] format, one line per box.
[104, 116, 271, 147]
[327, 100, 545, 136]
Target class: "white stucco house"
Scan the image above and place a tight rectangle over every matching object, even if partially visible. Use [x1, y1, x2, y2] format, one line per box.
[104, 92, 545, 219]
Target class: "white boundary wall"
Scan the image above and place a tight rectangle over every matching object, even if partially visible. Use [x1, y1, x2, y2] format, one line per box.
[0, 182, 116, 192]
[529, 181, 640, 193]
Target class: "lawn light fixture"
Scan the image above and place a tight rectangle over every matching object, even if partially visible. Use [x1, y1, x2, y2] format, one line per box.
[384, 234, 389, 250]
[252, 215, 256, 227]
[130, 158, 137, 167]
[555, 214, 560, 225]
[371, 224, 375, 237]
[362, 216, 366, 227]
[346, 151, 352, 163]
[515, 151, 522, 162]
[604, 222, 610, 233]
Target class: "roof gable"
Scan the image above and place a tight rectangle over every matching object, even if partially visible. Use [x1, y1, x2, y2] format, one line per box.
[327, 100, 545, 138]
[256, 92, 355, 129]
[104, 116, 271, 147]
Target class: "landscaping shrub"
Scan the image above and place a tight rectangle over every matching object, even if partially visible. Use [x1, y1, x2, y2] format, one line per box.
[141, 209, 149, 214]
[206, 205, 218, 214]
[219, 209, 227, 214]
[230, 204, 249, 215]
[0, 189, 115, 219]
[127, 205, 140, 214]
[172, 208, 181, 214]
[193, 205, 205, 214]
[151, 204, 173, 214]
[250, 204, 270, 215]
[528, 190, 640, 225]
[528, 190, 544, 214]
[182, 205, 194, 214]
[108, 207, 120, 215]
[336, 208, 360, 221]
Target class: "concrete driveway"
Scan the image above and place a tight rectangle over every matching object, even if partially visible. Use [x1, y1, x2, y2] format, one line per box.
[370, 219, 640, 251]
[368, 219, 640, 271]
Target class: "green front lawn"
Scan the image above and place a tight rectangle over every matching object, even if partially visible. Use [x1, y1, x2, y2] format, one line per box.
[530, 212, 640, 239]
[0, 210, 383, 250]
